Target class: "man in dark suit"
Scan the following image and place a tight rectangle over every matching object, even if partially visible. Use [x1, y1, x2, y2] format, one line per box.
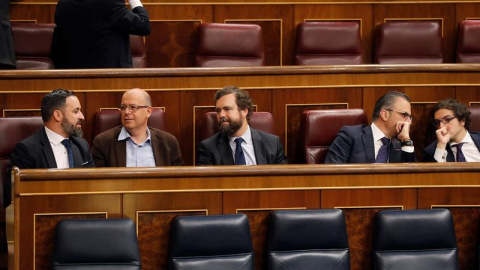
[0, 0, 16, 69]
[197, 86, 287, 165]
[10, 89, 94, 169]
[92, 88, 183, 167]
[325, 91, 415, 164]
[52, 0, 150, 68]
[423, 99, 480, 162]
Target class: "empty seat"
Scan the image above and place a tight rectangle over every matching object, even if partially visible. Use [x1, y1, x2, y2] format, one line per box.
[52, 218, 141, 269]
[169, 214, 254, 269]
[468, 106, 480, 132]
[373, 209, 458, 270]
[130, 35, 147, 68]
[295, 21, 363, 65]
[11, 23, 55, 69]
[200, 111, 274, 142]
[92, 108, 165, 138]
[456, 20, 480, 63]
[375, 21, 444, 64]
[300, 109, 367, 164]
[267, 209, 350, 270]
[196, 23, 265, 67]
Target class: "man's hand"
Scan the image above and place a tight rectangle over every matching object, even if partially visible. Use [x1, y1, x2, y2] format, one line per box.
[395, 121, 411, 141]
[435, 126, 450, 150]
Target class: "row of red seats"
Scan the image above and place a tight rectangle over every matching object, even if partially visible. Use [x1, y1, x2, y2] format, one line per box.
[9, 20, 480, 69]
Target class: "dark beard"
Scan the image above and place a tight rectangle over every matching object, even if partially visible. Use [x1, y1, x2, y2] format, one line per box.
[218, 117, 243, 136]
[62, 119, 83, 137]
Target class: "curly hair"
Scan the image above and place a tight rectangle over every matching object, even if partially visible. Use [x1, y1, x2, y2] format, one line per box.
[214, 86, 253, 121]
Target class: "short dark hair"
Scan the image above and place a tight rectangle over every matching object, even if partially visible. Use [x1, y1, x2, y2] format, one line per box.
[41, 89, 76, 122]
[431, 99, 471, 130]
[372, 91, 411, 121]
[214, 86, 253, 121]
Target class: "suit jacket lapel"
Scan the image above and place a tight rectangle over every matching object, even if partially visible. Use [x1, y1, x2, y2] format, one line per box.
[70, 140, 84, 168]
[151, 129, 164, 166]
[471, 132, 480, 152]
[114, 139, 127, 167]
[445, 145, 455, 162]
[389, 139, 402, 162]
[251, 129, 267, 165]
[218, 134, 234, 165]
[39, 128, 58, 168]
[362, 126, 375, 163]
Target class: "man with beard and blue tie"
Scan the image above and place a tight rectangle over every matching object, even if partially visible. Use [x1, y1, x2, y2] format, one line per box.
[197, 86, 287, 165]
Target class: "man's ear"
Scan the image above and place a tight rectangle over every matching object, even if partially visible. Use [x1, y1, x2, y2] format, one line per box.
[52, 110, 62, 122]
[146, 107, 153, 118]
[380, 109, 389, 121]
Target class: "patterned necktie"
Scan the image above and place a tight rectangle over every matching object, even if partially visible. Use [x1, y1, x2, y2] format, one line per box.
[454, 143, 466, 162]
[234, 137, 246, 165]
[61, 139, 75, 168]
[375, 137, 390, 163]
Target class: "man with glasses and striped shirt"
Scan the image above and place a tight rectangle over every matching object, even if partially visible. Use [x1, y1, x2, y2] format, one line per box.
[423, 99, 480, 162]
[325, 91, 415, 164]
[92, 88, 183, 167]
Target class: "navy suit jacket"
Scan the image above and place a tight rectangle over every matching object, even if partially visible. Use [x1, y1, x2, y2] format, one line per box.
[197, 128, 287, 165]
[423, 131, 480, 162]
[324, 125, 415, 164]
[52, 0, 150, 68]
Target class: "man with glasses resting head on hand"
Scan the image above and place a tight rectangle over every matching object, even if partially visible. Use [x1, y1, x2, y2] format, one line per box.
[325, 91, 415, 163]
[423, 99, 480, 162]
[92, 88, 183, 167]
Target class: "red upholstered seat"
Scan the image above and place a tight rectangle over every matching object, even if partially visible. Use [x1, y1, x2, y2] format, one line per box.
[375, 21, 443, 64]
[295, 21, 363, 65]
[456, 20, 480, 63]
[130, 35, 146, 68]
[92, 108, 166, 138]
[0, 117, 43, 206]
[195, 23, 265, 67]
[11, 23, 55, 69]
[468, 106, 480, 132]
[200, 111, 274, 141]
[300, 109, 367, 164]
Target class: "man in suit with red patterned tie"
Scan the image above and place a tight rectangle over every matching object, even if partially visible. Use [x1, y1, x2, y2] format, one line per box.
[423, 99, 480, 162]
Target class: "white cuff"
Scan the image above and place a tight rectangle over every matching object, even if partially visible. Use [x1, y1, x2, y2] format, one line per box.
[129, 0, 143, 9]
[434, 148, 447, 162]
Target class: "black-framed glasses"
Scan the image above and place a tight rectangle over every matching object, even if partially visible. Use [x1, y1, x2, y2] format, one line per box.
[385, 109, 413, 121]
[118, 105, 150, 113]
[433, 116, 457, 127]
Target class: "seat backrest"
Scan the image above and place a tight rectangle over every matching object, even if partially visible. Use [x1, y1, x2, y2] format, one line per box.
[130, 35, 146, 68]
[373, 209, 458, 270]
[375, 21, 444, 64]
[52, 218, 141, 270]
[0, 117, 43, 207]
[11, 23, 55, 69]
[267, 209, 350, 270]
[200, 111, 274, 142]
[300, 109, 367, 164]
[468, 106, 480, 132]
[196, 23, 265, 67]
[456, 20, 480, 63]
[295, 21, 363, 65]
[169, 214, 254, 270]
[92, 108, 165, 138]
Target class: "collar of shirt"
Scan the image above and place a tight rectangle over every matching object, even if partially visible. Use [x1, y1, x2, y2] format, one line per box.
[44, 126, 69, 146]
[371, 123, 387, 143]
[228, 125, 253, 145]
[449, 131, 473, 147]
[118, 126, 152, 146]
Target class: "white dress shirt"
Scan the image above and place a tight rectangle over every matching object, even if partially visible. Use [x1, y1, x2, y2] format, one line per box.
[44, 127, 70, 169]
[434, 131, 480, 162]
[229, 125, 257, 165]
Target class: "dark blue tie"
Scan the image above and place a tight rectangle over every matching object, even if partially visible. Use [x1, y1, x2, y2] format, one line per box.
[61, 139, 74, 168]
[234, 137, 246, 165]
[375, 137, 390, 163]
[454, 143, 466, 162]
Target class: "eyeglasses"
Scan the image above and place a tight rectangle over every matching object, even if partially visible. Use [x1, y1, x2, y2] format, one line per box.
[118, 105, 150, 113]
[385, 109, 413, 121]
[433, 116, 457, 127]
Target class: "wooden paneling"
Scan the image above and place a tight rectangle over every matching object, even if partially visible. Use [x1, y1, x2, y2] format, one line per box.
[17, 194, 121, 270]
